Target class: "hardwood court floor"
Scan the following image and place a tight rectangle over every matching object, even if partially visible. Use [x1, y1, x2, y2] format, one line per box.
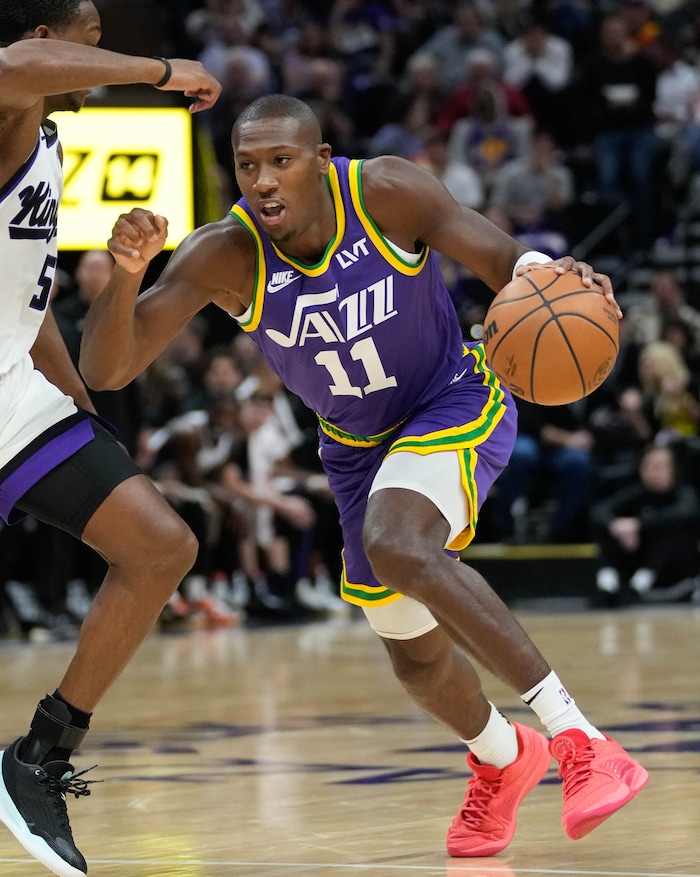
[1, 605, 699, 876]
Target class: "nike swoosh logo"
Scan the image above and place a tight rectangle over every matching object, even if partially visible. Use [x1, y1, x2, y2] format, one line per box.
[523, 687, 544, 705]
[450, 367, 469, 384]
[266, 273, 301, 294]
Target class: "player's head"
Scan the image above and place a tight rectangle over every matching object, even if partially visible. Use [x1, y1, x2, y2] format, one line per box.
[0, 1, 101, 113]
[231, 94, 332, 246]
[0, 0, 94, 46]
[232, 94, 323, 143]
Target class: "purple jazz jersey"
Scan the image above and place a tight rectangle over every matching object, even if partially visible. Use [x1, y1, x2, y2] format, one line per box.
[232, 157, 465, 440]
[231, 158, 517, 605]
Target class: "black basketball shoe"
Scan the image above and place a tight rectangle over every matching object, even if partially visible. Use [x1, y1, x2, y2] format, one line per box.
[0, 737, 94, 876]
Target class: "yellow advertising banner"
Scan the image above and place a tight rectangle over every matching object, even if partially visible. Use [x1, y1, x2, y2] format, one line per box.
[56, 107, 194, 250]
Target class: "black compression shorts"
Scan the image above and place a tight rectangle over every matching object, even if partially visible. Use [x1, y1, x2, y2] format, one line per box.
[14, 419, 142, 539]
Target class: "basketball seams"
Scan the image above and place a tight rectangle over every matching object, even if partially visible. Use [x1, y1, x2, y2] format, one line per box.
[488, 290, 543, 307]
[553, 312, 620, 351]
[529, 316, 586, 403]
[483, 267, 620, 405]
[487, 302, 545, 358]
[522, 270, 561, 294]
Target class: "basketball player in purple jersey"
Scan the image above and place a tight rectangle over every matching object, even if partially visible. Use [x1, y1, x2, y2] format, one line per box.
[0, 3, 221, 875]
[82, 94, 648, 859]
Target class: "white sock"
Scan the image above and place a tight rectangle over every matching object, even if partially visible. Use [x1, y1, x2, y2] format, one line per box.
[460, 702, 519, 769]
[521, 670, 604, 740]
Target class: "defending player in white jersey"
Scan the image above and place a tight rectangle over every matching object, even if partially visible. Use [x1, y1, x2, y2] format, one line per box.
[0, 3, 220, 875]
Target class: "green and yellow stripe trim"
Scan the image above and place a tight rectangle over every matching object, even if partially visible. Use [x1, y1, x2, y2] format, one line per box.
[317, 413, 406, 448]
[339, 552, 401, 606]
[447, 447, 479, 551]
[229, 204, 267, 332]
[348, 159, 429, 275]
[385, 344, 505, 457]
[271, 163, 347, 276]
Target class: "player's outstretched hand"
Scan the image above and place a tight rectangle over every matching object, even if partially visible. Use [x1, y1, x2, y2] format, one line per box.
[108, 208, 167, 273]
[156, 59, 222, 113]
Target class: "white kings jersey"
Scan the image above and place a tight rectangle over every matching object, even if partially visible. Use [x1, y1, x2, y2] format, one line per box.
[0, 121, 61, 375]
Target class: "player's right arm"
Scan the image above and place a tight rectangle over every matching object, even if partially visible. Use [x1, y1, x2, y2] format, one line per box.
[0, 41, 220, 113]
[80, 209, 254, 391]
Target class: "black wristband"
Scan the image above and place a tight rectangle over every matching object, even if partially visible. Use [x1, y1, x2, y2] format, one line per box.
[153, 56, 172, 88]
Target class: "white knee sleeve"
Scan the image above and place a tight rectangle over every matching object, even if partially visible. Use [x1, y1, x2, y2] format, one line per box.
[362, 595, 438, 640]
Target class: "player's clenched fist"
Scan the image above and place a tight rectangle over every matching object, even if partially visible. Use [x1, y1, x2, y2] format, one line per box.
[108, 208, 168, 272]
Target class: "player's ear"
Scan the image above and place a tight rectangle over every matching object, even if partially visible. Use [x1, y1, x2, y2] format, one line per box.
[30, 25, 51, 39]
[317, 143, 332, 174]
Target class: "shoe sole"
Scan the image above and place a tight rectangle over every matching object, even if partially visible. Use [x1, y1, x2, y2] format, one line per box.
[565, 763, 650, 839]
[0, 750, 86, 877]
[447, 728, 553, 857]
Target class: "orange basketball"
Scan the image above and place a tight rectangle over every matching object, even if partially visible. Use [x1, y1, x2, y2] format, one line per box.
[483, 267, 619, 405]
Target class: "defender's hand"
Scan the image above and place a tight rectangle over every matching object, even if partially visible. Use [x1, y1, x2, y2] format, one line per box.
[108, 208, 167, 273]
[156, 59, 222, 113]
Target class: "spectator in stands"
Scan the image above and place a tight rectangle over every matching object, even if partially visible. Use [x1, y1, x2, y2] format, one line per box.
[149, 384, 318, 622]
[437, 47, 531, 138]
[227, 380, 321, 617]
[365, 92, 429, 159]
[635, 339, 700, 442]
[624, 270, 700, 359]
[586, 385, 651, 498]
[414, 1, 505, 92]
[0, 523, 77, 638]
[489, 128, 575, 242]
[387, 0, 452, 73]
[543, 0, 595, 60]
[591, 443, 700, 604]
[619, 0, 661, 50]
[277, 15, 333, 97]
[648, 35, 700, 189]
[297, 57, 358, 157]
[139, 318, 209, 429]
[502, 9, 575, 145]
[257, 0, 318, 52]
[186, 0, 265, 72]
[147, 399, 242, 629]
[661, 317, 700, 384]
[578, 11, 661, 249]
[327, 0, 398, 138]
[413, 126, 484, 301]
[416, 126, 483, 208]
[239, 363, 346, 614]
[199, 345, 244, 399]
[366, 52, 446, 159]
[442, 51, 532, 196]
[395, 50, 446, 127]
[490, 398, 595, 543]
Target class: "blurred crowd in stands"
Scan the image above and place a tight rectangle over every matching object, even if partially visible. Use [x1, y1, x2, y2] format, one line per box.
[5, 0, 700, 639]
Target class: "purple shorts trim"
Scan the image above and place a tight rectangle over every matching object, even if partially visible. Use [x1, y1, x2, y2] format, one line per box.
[0, 419, 94, 524]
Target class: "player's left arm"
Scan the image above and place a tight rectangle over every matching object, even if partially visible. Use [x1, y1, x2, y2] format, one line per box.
[361, 156, 621, 316]
[30, 306, 96, 413]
